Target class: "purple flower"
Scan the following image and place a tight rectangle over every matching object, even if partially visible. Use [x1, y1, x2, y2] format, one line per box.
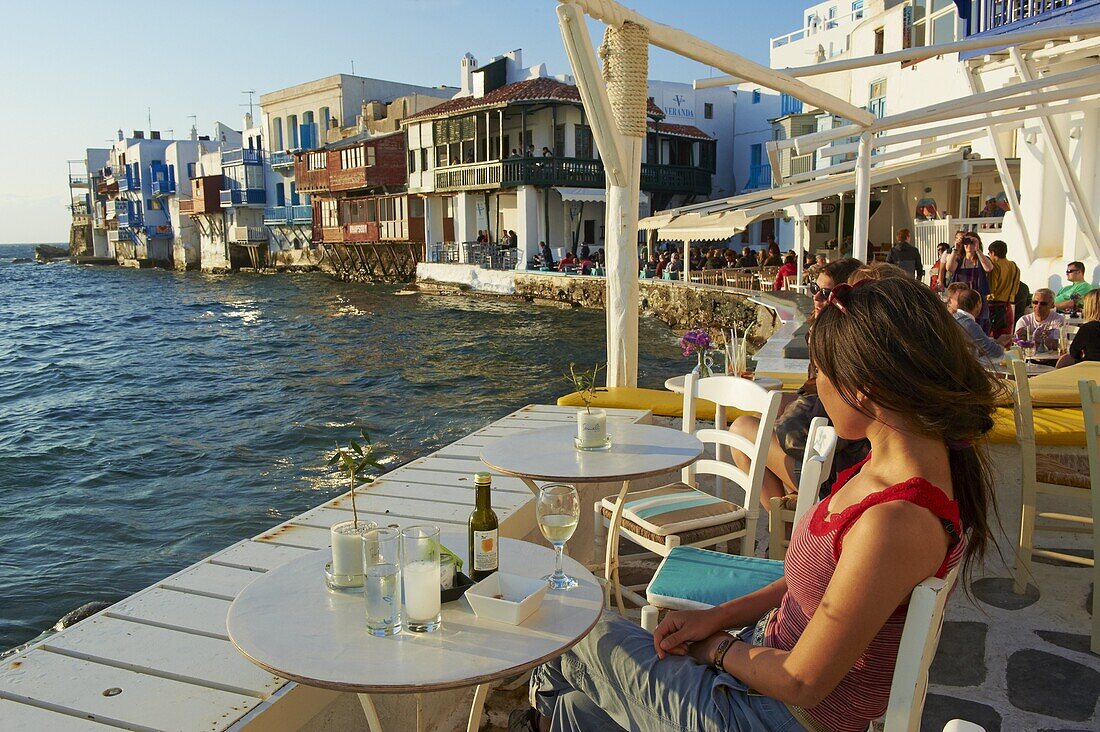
[679, 328, 712, 357]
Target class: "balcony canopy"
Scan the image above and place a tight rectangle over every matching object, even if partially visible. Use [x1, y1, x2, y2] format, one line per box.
[640, 150, 967, 242]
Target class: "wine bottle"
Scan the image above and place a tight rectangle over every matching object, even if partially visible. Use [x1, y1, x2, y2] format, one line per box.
[468, 472, 499, 582]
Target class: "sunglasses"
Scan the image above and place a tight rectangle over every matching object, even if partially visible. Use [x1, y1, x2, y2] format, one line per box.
[1066, 269, 1081, 275]
[1032, 300, 1052, 305]
[809, 282, 832, 298]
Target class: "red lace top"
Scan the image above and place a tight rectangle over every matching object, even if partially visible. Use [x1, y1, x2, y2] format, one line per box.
[764, 456, 964, 732]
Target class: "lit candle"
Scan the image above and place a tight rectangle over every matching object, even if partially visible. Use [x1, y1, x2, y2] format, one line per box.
[577, 409, 607, 448]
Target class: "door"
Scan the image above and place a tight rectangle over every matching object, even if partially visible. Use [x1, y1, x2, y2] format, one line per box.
[442, 196, 456, 242]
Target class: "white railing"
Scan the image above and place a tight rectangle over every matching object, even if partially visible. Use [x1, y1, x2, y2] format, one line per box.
[771, 7, 865, 48]
[913, 216, 1005, 276]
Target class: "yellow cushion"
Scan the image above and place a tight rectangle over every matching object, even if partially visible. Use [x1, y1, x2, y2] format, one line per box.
[755, 371, 808, 392]
[1027, 362, 1100, 407]
[985, 406, 1086, 447]
[556, 387, 722, 422]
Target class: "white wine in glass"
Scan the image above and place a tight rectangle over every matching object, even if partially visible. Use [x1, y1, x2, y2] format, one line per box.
[537, 483, 580, 590]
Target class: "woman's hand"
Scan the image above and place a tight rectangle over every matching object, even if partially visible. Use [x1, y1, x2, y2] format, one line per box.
[652, 609, 724, 659]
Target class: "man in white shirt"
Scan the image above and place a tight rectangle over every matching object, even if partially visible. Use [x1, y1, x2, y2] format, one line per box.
[1014, 287, 1065, 351]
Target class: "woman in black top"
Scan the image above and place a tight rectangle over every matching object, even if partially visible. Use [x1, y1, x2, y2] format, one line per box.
[1057, 289, 1100, 367]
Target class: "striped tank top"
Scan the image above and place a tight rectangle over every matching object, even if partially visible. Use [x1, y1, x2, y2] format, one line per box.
[764, 457, 965, 732]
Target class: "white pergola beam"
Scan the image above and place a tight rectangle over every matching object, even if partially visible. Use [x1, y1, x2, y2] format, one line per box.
[561, 0, 875, 126]
[964, 65, 1035, 261]
[1009, 47, 1100, 262]
[556, 2, 627, 185]
[693, 22, 1100, 88]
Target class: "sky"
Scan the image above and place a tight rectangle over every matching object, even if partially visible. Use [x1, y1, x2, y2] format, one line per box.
[0, 0, 809, 244]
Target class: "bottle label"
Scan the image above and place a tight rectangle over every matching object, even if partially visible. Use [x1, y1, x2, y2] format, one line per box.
[472, 529, 498, 572]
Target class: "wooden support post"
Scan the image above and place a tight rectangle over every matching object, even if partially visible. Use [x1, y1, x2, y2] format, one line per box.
[1009, 48, 1100, 262]
[853, 131, 872, 263]
[605, 138, 644, 387]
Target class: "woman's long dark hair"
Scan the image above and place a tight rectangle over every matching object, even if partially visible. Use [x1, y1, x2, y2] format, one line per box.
[808, 277, 1006, 577]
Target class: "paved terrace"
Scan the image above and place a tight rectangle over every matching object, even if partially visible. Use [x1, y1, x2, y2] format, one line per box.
[0, 406, 1096, 730]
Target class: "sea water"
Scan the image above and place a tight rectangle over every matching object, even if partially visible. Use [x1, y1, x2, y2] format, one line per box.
[0, 244, 683, 649]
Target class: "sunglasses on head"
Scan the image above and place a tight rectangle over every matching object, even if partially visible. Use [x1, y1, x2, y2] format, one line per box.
[809, 282, 832, 298]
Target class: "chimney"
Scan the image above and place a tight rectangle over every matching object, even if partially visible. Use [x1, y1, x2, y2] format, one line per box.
[459, 53, 477, 95]
[243, 112, 253, 130]
[190, 125, 198, 141]
[117, 129, 124, 141]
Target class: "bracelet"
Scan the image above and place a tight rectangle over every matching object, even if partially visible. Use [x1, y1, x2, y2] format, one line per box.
[712, 636, 737, 671]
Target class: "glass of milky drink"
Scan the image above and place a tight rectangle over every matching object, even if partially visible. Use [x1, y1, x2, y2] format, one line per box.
[401, 525, 442, 632]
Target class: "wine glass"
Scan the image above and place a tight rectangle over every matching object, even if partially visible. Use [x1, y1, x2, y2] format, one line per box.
[537, 483, 580, 590]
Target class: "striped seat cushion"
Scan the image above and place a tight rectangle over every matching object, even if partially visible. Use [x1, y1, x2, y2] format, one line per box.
[646, 546, 785, 609]
[599, 483, 747, 544]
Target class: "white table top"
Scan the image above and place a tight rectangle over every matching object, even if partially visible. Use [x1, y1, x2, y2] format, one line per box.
[663, 374, 782, 394]
[226, 536, 602, 694]
[990, 360, 1055, 376]
[479, 423, 702, 483]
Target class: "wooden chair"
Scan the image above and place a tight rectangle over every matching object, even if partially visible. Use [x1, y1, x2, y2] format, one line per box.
[767, 417, 839, 560]
[597, 373, 781, 611]
[1009, 360, 1096, 652]
[1079, 378, 1100, 653]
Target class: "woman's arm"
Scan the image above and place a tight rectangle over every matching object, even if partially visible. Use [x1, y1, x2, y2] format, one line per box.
[977, 252, 994, 272]
[715, 501, 947, 707]
[945, 250, 960, 274]
[653, 578, 788, 658]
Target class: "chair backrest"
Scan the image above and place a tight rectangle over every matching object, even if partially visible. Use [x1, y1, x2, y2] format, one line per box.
[1080, 379, 1100, 496]
[681, 373, 783, 511]
[882, 566, 961, 732]
[1009, 359, 1038, 479]
[792, 417, 839, 524]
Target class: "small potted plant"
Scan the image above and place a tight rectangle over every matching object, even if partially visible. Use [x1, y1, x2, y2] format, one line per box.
[566, 362, 610, 450]
[325, 430, 387, 589]
[679, 328, 714, 377]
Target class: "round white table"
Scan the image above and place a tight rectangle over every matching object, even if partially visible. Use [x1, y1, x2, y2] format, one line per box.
[990, 360, 1055, 376]
[480, 423, 703, 613]
[664, 373, 783, 394]
[227, 535, 602, 732]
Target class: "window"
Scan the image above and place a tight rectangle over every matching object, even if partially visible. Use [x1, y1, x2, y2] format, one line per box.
[554, 124, 565, 156]
[420, 148, 428, 172]
[907, 0, 956, 49]
[320, 107, 331, 131]
[851, 0, 864, 20]
[320, 199, 338, 228]
[288, 115, 300, 148]
[574, 124, 594, 160]
[366, 147, 375, 167]
[826, 5, 837, 29]
[874, 28, 884, 54]
[752, 89, 761, 104]
[868, 79, 887, 119]
[187, 162, 196, 179]
[341, 147, 364, 169]
[275, 182, 285, 206]
[704, 103, 714, 120]
[408, 150, 416, 174]
[273, 118, 283, 150]
[309, 152, 326, 170]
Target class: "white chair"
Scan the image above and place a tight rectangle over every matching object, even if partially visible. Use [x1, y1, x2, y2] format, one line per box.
[639, 417, 836, 626]
[1009, 361, 1095, 654]
[768, 417, 839, 560]
[1079, 378, 1100, 653]
[596, 373, 782, 612]
[942, 720, 985, 732]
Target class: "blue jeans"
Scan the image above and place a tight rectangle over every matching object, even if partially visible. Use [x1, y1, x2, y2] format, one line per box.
[531, 614, 804, 731]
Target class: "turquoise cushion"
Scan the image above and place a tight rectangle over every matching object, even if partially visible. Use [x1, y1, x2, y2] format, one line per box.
[646, 546, 785, 610]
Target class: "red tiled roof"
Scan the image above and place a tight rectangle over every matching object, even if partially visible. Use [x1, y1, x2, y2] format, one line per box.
[648, 121, 712, 140]
[403, 77, 664, 122]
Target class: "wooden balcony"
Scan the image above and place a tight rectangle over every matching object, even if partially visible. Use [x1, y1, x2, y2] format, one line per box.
[297, 168, 329, 194]
[431, 156, 710, 195]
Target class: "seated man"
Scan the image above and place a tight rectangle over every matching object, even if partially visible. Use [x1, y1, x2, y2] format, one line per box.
[953, 288, 1010, 362]
[1015, 287, 1065, 350]
[1055, 261, 1095, 312]
[558, 251, 577, 272]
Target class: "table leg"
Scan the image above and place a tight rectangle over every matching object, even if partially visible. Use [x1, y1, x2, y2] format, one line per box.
[467, 683, 490, 732]
[520, 477, 540, 495]
[356, 693, 384, 732]
[417, 692, 424, 732]
[604, 479, 632, 616]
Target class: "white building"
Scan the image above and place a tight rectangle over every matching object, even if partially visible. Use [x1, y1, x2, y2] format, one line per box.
[647, 80, 737, 199]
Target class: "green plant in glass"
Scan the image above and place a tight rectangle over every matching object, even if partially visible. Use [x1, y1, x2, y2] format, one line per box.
[565, 362, 606, 413]
[328, 429, 387, 530]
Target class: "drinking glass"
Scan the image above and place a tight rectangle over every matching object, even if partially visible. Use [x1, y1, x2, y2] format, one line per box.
[362, 528, 402, 637]
[401, 525, 442, 632]
[537, 484, 580, 590]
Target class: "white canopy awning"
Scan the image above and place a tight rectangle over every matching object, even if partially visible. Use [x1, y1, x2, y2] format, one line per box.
[639, 151, 967, 242]
[557, 187, 605, 203]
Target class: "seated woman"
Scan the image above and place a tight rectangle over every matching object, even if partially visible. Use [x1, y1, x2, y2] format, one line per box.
[515, 276, 1002, 732]
[773, 253, 798, 291]
[729, 257, 864, 510]
[1056, 289, 1100, 368]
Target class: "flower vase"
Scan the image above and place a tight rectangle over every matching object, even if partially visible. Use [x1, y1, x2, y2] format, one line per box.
[575, 408, 611, 451]
[692, 352, 713, 378]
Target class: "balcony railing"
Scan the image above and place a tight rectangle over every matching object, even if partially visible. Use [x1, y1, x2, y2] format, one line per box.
[746, 163, 773, 190]
[179, 199, 194, 214]
[433, 156, 710, 195]
[112, 200, 129, 216]
[789, 154, 814, 177]
[973, 0, 1077, 34]
[118, 210, 144, 229]
[221, 148, 264, 166]
[69, 176, 90, 188]
[220, 188, 267, 206]
[117, 174, 139, 192]
[230, 226, 269, 243]
[270, 151, 295, 169]
[151, 179, 176, 196]
[771, 7, 864, 48]
[263, 204, 313, 224]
